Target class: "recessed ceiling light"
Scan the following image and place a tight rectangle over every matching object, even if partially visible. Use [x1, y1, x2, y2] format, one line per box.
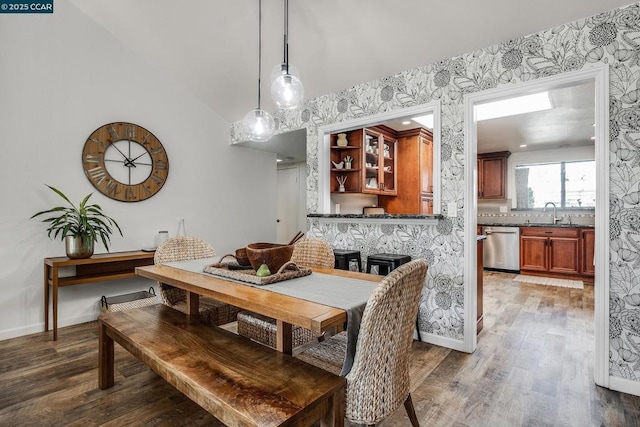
[590, 136, 596, 140]
[475, 92, 552, 121]
[276, 158, 283, 162]
[402, 120, 411, 125]
[519, 144, 527, 148]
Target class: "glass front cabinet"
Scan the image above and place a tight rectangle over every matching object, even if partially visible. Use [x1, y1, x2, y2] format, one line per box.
[330, 126, 397, 196]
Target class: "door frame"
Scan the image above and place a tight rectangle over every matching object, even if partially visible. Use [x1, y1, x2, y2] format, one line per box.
[276, 163, 306, 243]
[462, 64, 610, 387]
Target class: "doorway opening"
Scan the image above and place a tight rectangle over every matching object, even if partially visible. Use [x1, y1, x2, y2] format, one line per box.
[463, 65, 610, 387]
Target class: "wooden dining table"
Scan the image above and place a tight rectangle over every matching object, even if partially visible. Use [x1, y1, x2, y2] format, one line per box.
[135, 263, 381, 355]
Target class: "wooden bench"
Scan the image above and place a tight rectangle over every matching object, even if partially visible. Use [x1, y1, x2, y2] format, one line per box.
[98, 304, 345, 427]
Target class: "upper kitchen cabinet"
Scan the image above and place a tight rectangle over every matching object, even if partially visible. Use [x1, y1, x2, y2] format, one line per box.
[363, 127, 397, 196]
[330, 130, 363, 193]
[379, 127, 433, 214]
[330, 126, 397, 195]
[478, 151, 510, 199]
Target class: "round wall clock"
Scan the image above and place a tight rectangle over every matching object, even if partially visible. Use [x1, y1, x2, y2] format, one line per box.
[82, 122, 169, 202]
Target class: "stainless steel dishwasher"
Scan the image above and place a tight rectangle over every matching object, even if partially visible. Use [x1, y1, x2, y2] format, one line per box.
[483, 226, 520, 272]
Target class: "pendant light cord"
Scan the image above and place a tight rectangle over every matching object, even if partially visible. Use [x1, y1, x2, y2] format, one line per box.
[257, 0, 263, 109]
[283, 0, 289, 75]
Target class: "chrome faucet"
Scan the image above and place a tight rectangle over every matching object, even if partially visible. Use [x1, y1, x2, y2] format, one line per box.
[544, 202, 561, 224]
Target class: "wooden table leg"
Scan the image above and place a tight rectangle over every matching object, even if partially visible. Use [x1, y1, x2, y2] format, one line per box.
[320, 387, 345, 427]
[276, 320, 293, 355]
[98, 320, 114, 389]
[186, 291, 199, 317]
[44, 264, 49, 332]
[52, 266, 58, 341]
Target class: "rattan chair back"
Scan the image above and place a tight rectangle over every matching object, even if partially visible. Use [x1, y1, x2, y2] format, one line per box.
[154, 236, 216, 305]
[346, 258, 428, 424]
[291, 237, 335, 269]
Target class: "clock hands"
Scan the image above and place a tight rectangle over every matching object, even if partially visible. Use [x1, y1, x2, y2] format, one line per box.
[107, 141, 151, 168]
[110, 143, 131, 165]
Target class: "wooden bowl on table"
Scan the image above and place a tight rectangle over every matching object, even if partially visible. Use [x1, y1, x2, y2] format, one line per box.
[234, 247, 251, 266]
[245, 243, 294, 273]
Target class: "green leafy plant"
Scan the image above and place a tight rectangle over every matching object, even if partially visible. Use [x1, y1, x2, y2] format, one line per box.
[30, 185, 123, 251]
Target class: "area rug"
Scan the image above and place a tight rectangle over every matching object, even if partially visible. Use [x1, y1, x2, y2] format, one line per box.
[514, 275, 584, 289]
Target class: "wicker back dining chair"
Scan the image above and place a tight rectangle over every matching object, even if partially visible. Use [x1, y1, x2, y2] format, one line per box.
[237, 237, 336, 348]
[154, 236, 240, 326]
[296, 258, 428, 426]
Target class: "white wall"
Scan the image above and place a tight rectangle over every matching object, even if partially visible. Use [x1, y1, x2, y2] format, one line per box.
[0, 2, 277, 339]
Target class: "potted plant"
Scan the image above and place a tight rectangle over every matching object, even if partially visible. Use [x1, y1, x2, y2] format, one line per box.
[31, 185, 123, 259]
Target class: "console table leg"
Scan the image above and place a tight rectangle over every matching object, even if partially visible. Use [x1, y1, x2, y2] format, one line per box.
[44, 264, 49, 332]
[98, 320, 114, 389]
[52, 266, 58, 341]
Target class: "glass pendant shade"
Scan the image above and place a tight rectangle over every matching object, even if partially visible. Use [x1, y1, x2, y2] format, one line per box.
[242, 108, 276, 142]
[270, 62, 300, 83]
[271, 73, 304, 110]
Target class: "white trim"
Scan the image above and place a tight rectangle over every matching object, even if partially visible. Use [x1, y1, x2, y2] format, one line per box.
[593, 64, 610, 388]
[462, 63, 610, 393]
[609, 376, 640, 397]
[316, 101, 442, 214]
[418, 332, 466, 352]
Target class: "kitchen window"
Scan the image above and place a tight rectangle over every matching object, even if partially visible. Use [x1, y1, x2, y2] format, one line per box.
[515, 160, 596, 209]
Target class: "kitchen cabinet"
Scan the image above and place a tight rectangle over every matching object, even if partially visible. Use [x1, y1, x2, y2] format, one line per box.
[378, 127, 433, 213]
[329, 126, 397, 195]
[478, 151, 510, 199]
[329, 129, 363, 193]
[581, 228, 595, 276]
[520, 227, 581, 276]
[363, 127, 397, 195]
[477, 237, 484, 334]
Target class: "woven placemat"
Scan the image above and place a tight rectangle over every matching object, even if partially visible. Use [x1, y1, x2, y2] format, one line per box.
[203, 259, 312, 286]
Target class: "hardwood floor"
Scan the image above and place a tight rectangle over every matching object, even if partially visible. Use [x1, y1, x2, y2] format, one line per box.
[1, 272, 639, 426]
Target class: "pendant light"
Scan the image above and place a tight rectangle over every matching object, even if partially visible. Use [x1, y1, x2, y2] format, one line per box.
[271, 0, 304, 110]
[243, 0, 276, 142]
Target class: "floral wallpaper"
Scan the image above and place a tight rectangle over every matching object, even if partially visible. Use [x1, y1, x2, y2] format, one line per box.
[232, 3, 640, 382]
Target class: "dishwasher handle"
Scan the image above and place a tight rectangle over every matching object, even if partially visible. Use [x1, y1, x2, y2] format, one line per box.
[485, 230, 519, 235]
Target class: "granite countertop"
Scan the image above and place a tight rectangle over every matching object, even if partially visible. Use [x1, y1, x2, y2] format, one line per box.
[308, 214, 443, 220]
[477, 235, 487, 241]
[479, 222, 594, 228]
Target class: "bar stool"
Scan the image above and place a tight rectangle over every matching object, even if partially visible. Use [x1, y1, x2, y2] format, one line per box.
[366, 253, 420, 342]
[333, 249, 362, 272]
[366, 253, 412, 275]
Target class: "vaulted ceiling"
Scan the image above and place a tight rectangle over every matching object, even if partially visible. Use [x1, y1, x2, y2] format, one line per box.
[71, 0, 630, 126]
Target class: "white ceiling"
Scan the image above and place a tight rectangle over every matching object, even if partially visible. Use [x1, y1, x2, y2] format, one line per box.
[477, 80, 596, 154]
[70, 0, 629, 125]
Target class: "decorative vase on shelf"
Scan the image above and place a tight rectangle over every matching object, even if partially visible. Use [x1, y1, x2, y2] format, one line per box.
[336, 133, 348, 147]
[345, 161, 352, 169]
[339, 185, 345, 192]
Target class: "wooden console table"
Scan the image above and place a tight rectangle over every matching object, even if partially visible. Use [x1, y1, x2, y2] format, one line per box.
[44, 250, 155, 340]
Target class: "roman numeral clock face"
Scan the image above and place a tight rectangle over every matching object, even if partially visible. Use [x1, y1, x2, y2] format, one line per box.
[82, 122, 169, 202]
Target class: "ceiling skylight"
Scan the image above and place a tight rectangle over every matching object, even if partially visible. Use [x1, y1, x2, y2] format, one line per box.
[411, 114, 434, 129]
[475, 92, 552, 121]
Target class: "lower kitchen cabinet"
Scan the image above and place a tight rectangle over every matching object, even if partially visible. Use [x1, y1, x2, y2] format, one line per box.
[520, 227, 581, 276]
[581, 228, 595, 276]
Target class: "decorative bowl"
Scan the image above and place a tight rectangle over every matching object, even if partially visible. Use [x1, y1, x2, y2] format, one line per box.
[234, 247, 251, 266]
[245, 242, 294, 273]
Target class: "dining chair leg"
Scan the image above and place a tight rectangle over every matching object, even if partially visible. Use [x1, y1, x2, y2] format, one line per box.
[404, 393, 420, 427]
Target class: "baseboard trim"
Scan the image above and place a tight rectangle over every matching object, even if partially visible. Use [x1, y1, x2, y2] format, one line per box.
[418, 331, 466, 352]
[609, 376, 640, 397]
[0, 313, 98, 341]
